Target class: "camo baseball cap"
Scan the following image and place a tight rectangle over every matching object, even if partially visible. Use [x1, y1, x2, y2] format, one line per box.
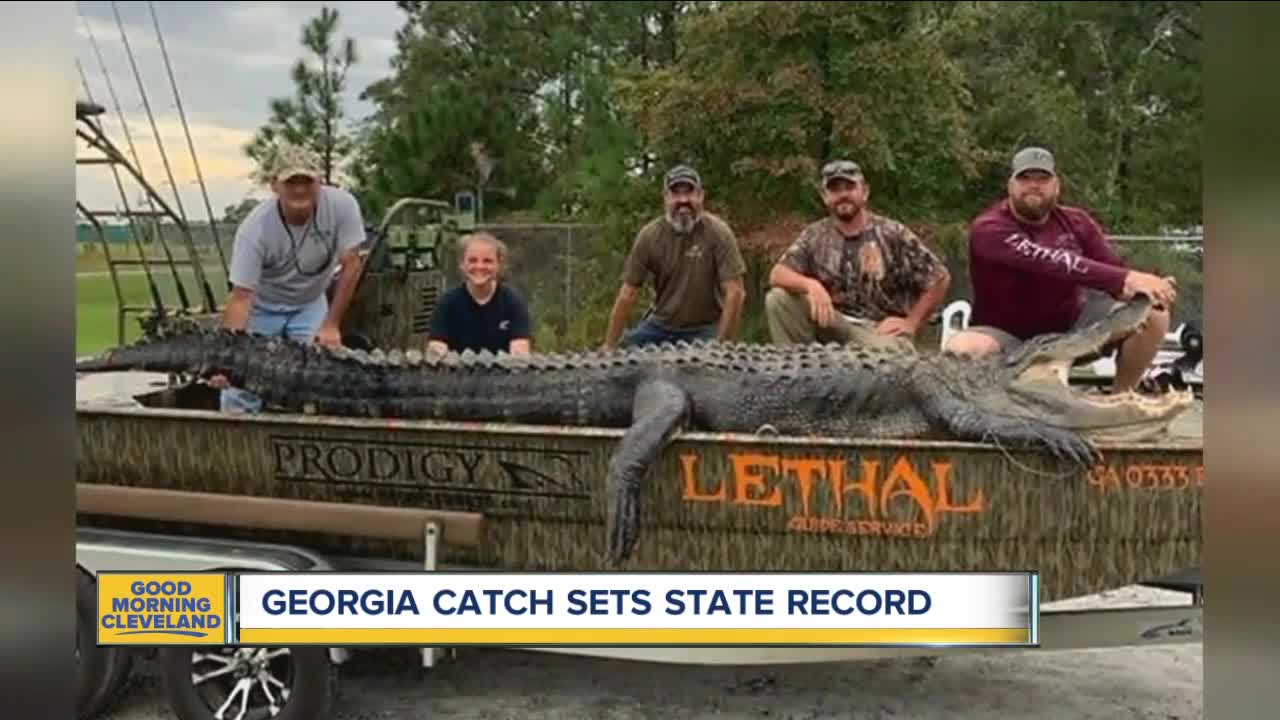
[1011, 146, 1056, 177]
[270, 142, 322, 182]
[664, 164, 702, 190]
[820, 159, 863, 186]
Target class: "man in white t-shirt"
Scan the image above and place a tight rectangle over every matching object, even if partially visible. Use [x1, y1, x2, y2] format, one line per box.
[213, 142, 367, 412]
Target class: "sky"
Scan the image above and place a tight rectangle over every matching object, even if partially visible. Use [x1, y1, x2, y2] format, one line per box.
[74, 0, 405, 222]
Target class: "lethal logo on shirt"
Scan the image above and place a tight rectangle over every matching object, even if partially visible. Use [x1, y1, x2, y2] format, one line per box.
[499, 320, 510, 330]
[1003, 233, 1089, 275]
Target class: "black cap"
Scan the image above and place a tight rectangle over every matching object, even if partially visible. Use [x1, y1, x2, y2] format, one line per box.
[664, 165, 702, 190]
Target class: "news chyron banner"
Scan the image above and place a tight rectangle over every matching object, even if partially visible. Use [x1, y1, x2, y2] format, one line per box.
[96, 572, 233, 646]
[96, 571, 1038, 648]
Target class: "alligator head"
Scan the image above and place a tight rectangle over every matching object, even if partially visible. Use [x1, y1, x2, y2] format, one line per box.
[972, 293, 1195, 445]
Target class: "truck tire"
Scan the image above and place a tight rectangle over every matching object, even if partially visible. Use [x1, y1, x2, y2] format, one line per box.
[77, 569, 133, 719]
[159, 644, 336, 720]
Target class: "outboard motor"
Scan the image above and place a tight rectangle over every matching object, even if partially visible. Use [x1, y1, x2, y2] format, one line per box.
[1178, 321, 1203, 364]
[1147, 321, 1204, 395]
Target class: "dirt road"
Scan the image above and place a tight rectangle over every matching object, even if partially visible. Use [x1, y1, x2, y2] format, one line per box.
[99, 584, 1202, 720]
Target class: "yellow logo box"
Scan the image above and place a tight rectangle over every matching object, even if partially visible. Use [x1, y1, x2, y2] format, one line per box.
[96, 573, 230, 646]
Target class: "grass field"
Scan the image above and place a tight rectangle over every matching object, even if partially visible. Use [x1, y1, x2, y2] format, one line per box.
[76, 259, 228, 356]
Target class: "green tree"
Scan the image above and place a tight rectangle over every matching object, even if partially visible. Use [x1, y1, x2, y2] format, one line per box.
[613, 1, 983, 231]
[244, 6, 359, 186]
[348, 1, 716, 220]
[220, 198, 260, 226]
[938, 1, 1202, 230]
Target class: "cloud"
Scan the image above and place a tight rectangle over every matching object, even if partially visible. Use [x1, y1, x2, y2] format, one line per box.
[73, 1, 405, 216]
[76, 110, 263, 218]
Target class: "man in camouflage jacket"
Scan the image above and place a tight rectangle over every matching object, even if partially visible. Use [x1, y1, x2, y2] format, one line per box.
[765, 159, 951, 350]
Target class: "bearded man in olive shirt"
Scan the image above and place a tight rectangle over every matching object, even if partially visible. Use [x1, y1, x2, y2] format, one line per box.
[603, 165, 747, 349]
[943, 147, 1178, 393]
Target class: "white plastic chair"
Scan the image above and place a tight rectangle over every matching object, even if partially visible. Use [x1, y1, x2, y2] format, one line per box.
[939, 300, 971, 351]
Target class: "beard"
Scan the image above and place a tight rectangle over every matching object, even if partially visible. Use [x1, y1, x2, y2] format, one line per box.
[666, 205, 700, 233]
[1011, 193, 1053, 220]
[830, 200, 861, 223]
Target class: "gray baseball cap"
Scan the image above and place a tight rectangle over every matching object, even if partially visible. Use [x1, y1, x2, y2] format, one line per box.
[664, 165, 702, 190]
[1011, 146, 1056, 177]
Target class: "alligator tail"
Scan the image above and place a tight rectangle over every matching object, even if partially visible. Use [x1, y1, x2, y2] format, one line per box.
[74, 329, 244, 379]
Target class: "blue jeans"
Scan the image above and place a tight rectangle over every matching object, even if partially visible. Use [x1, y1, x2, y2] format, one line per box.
[220, 295, 329, 413]
[619, 317, 716, 349]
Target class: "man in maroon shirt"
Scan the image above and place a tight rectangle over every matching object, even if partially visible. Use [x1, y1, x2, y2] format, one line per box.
[943, 147, 1179, 393]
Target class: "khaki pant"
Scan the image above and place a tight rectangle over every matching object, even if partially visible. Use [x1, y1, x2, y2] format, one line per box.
[764, 287, 915, 351]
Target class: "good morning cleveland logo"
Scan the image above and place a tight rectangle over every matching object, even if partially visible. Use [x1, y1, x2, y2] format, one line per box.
[97, 573, 228, 645]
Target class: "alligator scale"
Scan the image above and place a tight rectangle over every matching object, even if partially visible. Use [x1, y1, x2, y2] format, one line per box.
[77, 294, 1194, 566]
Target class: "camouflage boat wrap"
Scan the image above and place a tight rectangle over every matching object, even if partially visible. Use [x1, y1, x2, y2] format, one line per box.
[75, 396, 1202, 603]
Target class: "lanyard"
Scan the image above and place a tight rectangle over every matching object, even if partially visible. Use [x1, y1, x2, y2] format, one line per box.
[276, 201, 334, 277]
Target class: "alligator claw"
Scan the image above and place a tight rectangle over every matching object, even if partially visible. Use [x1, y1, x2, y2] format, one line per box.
[1037, 426, 1100, 467]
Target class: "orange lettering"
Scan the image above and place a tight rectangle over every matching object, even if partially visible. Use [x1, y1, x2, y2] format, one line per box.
[731, 453, 782, 507]
[781, 458, 826, 517]
[837, 459, 879, 519]
[1085, 462, 1204, 493]
[679, 453, 724, 502]
[879, 457, 937, 534]
[931, 461, 986, 514]
[1088, 465, 1105, 488]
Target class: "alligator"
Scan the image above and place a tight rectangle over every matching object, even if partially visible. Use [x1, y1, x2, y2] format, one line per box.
[76, 293, 1194, 565]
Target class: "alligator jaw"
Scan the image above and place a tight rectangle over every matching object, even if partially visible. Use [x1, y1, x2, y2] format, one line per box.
[946, 293, 1194, 458]
[1055, 386, 1196, 444]
[998, 293, 1195, 446]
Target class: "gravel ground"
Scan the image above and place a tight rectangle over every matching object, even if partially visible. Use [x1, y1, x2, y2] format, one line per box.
[98, 584, 1202, 720]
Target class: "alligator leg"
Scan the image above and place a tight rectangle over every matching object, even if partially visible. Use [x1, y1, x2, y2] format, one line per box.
[606, 379, 691, 567]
